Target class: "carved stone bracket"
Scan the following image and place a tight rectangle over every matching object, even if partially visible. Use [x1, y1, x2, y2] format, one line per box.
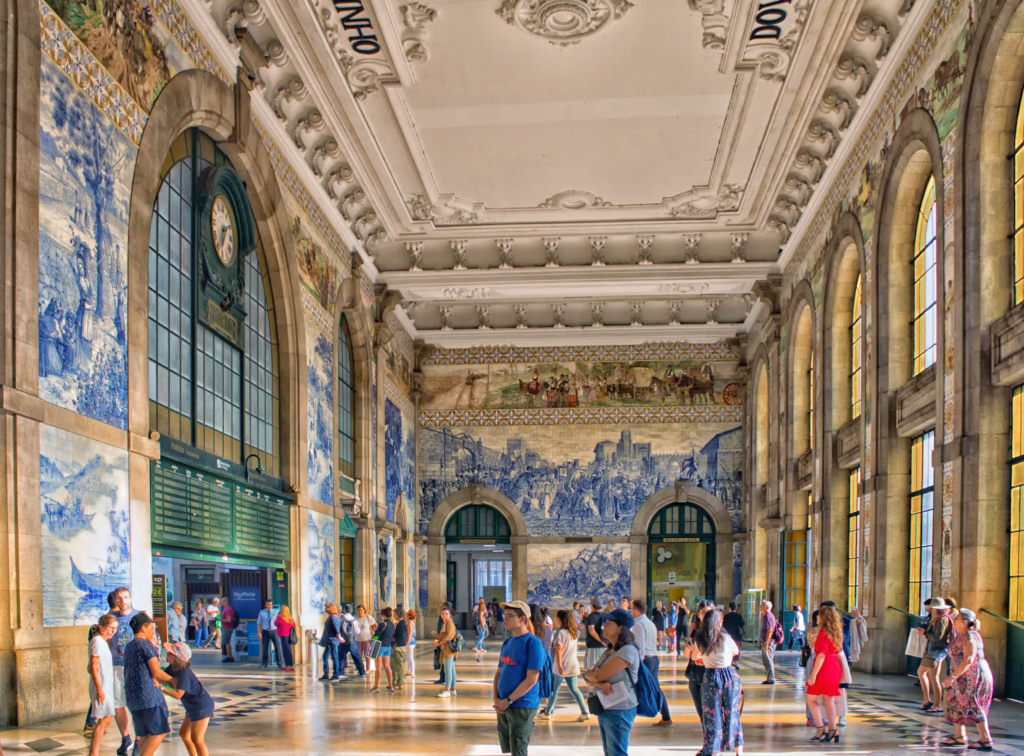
[497, 0, 635, 46]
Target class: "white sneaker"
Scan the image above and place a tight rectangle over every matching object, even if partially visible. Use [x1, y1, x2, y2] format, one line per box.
[437, 691, 451, 698]
[576, 714, 590, 722]
[838, 717, 847, 726]
[451, 689, 457, 696]
[536, 712, 550, 720]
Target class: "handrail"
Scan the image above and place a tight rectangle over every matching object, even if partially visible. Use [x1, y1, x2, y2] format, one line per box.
[887, 605, 924, 619]
[980, 608, 1024, 633]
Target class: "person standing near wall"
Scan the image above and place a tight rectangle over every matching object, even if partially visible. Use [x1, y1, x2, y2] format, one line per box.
[87, 615, 118, 756]
[675, 598, 691, 658]
[167, 604, 186, 646]
[759, 601, 779, 684]
[274, 606, 296, 671]
[256, 600, 281, 669]
[474, 598, 490, 659]
[585, 598, 607, 671]
[220, 599, 237, 663]
[492, 600, 545, 756]
[434, 606, 459, 697]
[319, 603, 343, 681]
[788, 606, 806, 651]
[205, 599, 221, 651]
[630, 599, 672, 727]
[191, 602, 208, 649]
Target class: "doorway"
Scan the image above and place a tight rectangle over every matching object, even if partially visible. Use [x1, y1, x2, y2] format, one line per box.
[646, 502, 717, 608]
[443, 504, 512, 630]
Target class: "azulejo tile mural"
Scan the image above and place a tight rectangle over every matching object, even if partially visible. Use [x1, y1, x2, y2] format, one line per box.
[418, 423, 742, 537]
[407, 544, 416, 610]
[40, 424, 130, 627]
[384, 397, 415, 525]
[527, 544, 630, 609]
[39, 57, 134, 430]
[418, 546, 428, 609]
[303, 510, 335, 619]
[303, 290, 335, 505]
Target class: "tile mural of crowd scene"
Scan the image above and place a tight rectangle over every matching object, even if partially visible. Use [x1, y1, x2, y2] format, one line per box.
[384, 397, 415, 525]
[40, 424, 130, 627]
[418, 423, 742, 536]
[418, 546, 428, 609]
[304, 303, 334, 505]
[303, 510, 334, 619]
[39, 57, 134, 429]
[527, 544, 630, 609]
[419, 359, 744, 410]
[292, 214, 340, 312]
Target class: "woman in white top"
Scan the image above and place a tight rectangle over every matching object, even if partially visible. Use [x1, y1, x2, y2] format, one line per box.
[87, 614, 119, 756]
[694, 608, 744, 756]
[355, 605, 377, 669]
[537, 609, 590, 722]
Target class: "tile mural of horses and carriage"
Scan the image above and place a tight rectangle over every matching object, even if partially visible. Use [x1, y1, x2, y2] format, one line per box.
[418, 359, 744, 411]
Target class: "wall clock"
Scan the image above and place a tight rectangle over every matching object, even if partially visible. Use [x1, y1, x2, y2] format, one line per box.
[210, 195, 236, 266]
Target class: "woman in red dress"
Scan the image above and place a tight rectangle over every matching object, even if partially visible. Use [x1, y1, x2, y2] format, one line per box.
[806, 606, 844, 744]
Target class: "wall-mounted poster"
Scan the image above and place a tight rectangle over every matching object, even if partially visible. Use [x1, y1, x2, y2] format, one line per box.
[40, 424, 130, 627]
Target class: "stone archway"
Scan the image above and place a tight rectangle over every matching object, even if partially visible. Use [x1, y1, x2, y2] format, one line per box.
[630, 482, 735, 604]
[425, 484, 528, 631]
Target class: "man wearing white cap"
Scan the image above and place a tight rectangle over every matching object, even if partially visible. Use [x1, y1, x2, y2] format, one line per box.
[492, 600, 545, 756]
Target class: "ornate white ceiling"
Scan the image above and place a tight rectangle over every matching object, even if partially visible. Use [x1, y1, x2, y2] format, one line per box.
[188, 0, 928, 345]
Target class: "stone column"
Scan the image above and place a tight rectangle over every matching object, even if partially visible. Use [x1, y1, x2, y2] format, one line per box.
[715, 533, 734, 604]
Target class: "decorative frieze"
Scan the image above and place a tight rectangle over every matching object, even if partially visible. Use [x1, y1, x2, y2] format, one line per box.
[419, 404, 744, 428]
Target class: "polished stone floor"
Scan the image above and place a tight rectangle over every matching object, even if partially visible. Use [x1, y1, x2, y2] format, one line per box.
[3, 648, 1022, 755]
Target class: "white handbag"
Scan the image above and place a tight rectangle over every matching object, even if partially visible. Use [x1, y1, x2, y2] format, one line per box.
[905, 628, 928, 658]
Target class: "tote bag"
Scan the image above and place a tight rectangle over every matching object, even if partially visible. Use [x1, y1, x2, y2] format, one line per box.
[905, 628, 927, 658]
[368, 638, 382, 659]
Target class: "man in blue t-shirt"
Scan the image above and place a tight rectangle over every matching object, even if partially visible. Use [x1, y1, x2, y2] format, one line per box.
[492, 600, 545, 756]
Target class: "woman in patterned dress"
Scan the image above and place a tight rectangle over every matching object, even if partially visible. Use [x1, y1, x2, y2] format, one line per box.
[941, 609, 994, 750]
[695, 608, 744, 756]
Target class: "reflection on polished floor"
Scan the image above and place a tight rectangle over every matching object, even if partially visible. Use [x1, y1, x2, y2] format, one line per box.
[2, 651, 1023, 756]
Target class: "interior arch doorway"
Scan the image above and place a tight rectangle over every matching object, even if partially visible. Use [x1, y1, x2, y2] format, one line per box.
[631, 483, 735, 608]
[425, 484, 528, 634]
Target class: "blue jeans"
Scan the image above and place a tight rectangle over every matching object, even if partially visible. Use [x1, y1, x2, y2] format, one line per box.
[598, 707, 637, 756]
[339, 641, 365, 676]
[322, 644, 340, 678]
[195, 626, 208, 647]
[443, 655, 457, 691]
[475, 624, 487, 651]
[544, 674, 587, 715]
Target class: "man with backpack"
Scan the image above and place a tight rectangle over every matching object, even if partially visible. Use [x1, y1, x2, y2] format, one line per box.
[338, 604, 365, 678]
[759, 600, 783, 684]
[630, 599, 672, 727]
[493, 600, 546, 756]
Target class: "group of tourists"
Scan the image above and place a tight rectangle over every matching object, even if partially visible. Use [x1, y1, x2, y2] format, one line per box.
[318, 603, 417, 690]
[84, 587, 215, 756]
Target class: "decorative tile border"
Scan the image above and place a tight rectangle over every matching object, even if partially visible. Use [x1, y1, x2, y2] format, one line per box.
[783, 0, 966, 287]
[419, 405, 744, 428]
[251, 117, 352, 270]
[385, 310, 413, 357]
[384, 377, 415, 417]
[149, 0, 231, 86]
[301, 288, 332, 335]
[39, 1, 147, 145]
[425, 342, 736, 366]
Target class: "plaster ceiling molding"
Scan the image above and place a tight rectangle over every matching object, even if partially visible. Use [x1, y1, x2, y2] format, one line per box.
[263, 39, 289, 68]
[851, 13, 894, 62]
[406, 241, 424, 271]
[591, 302, 605, 327]
[683, 234, 702, 264]
[730, 233, 748, 263]
[310, 138, 341, 177]
[833, 54, 873, 99]
[496, 239, 514, 269]
[441, 287, 494, 299]
[636, 235, 655, 266]
[668, 300, 683, 326]
[686, 0, 730, 53]
[293, 110, 326, 150]
[735, 0, 812, 83]
[818, 90, 855, 131]
[538, 190, 614, 209]
[365, 227, 388, 254]
[515, 304, 529, 329]
[224, 0, 267, 46]
[439, 305, 454, 330]
[324, 163, 355, 200]
[740, 293, 755, 315]
[340, 187, 367, 220]
[272, 78, 309, 120]
[806, 121, 839, 159]
[476, 304, 492, 330]
[659, 282, 710, 296]
[629, 301, 644, 327]
[543, 238, 560, 268]
[406, 194, 483, 227]
[307, 0, 398, 98]
[399, 3, 438, 64]
[590, 236, 608, 267]
[793, 149, 826, 186]
[450, 240, 470, 270]
[706, 298, 721, 325]
[663, 184, 744, 219]
[496, 0, 634, 47]
[780, 175, 811, 207]
[552, 303, 567, 328]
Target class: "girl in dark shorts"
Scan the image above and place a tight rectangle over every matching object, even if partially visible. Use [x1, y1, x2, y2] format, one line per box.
[158, 641, 215, 756]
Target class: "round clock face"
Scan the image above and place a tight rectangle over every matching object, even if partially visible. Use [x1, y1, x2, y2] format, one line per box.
[210, 195, 236, 266]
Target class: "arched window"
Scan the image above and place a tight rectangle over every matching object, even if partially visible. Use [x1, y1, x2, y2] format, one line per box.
[337, 315, 355, 488]
[913, 176, 937, 375]
[808, 347, 815, 453]
[148, 130, 280, 477]
[444, 505, 511, 542]
[851, 275, 862, 419]
[647, 503, 716, 539]
[848, 467, 861, 610]
[1013, 94, 1024, 304]
[909, 430, 935, 611]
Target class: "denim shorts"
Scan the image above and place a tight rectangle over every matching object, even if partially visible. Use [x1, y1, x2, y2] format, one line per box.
[378, 646, 392, 657]
[130, 705, 170, 737]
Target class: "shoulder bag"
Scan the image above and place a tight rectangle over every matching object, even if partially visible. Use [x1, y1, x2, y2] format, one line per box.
[289, 624, 299, 646]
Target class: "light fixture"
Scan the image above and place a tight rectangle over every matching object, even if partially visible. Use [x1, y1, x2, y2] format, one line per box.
[221, 554, 229, 562]
[244, 453, 265, 482]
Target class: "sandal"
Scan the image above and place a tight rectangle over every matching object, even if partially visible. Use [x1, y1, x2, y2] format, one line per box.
[968, 742, 993, 751]
[919, 702, 935, 711]
[941, 737, 968, 746]
[925, 707, 944, 714]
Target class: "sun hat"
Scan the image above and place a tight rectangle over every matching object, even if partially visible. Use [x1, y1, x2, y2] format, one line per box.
[163, 641, 192, 661]
[924, 597, 949, 609]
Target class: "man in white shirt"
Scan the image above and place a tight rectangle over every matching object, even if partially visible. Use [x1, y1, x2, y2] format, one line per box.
[167, 602, 187, 645]
[788, 604, 806, 650]
[630, 599, 672, 727]
[256, 600, 282, 668]
[206, 597, 221, 649]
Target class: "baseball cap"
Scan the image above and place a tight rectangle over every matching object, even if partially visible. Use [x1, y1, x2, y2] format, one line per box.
[163, 641, 192, 661]
[500, 600, 531, 617]
[129, 612, 153, 633]
[601, 608, 635, 630]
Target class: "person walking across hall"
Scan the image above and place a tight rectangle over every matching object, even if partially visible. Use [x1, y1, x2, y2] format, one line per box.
[682, 601, 713, 723]
[759, 600, 781, 684]
[434, 605, 459, 697]
[584, 598, 607, 671]
[806, 606, 845, 743]
[630, 599, 672, 727]
[723, 602, 746, 661]
[694, 608, 744, 756]
[675, 597, 691, 657]
[538, 609, 589, 722]
[492, 600, 545, 756]
[941, 609, 995, 749]
[788, 605, 806, 650]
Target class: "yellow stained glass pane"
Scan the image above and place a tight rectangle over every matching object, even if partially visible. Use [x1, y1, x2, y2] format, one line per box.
[1012, 488, 1021, 531]
[1013, 464, 1024, 490]
[1016, 149, 1024, 179]
[1012, 532, 1020, 576]
[1016, 179, 1024, 226]
[1012, 577, 1020, 622]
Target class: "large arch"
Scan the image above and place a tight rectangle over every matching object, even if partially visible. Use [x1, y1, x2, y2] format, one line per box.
[867, 107, 944, 674]
[630, 483, 734, 604]
[425, 485, 528, 631]
[786, 280, 815, 536]
[957, 0, 1024, 695]
[821, 213, 867, 607]
[747, 346, 771, 595]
